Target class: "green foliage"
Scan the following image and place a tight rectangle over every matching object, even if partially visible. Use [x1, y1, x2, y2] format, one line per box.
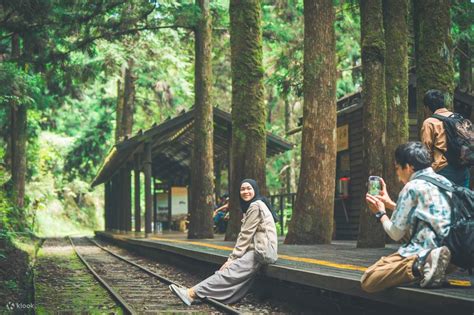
[264, 1, 361, 102]
[0, 165, 33, 243]
[275, 205, 293, 236]
[451, 0, 474, 84]
[27, 133, 104, 236]
[1, 0, 462, 237]
[63, 109, 113, 182]
[0, 62, 47, 109]
[451, 0, 474, 43]
[0, 63, 49, 182]
[0, 166, 15, 239]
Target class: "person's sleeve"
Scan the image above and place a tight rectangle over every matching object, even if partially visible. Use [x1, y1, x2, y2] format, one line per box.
[382, 219, 405, 241]
[421, 121, 434, 156]
[229, 203, 260, 260]
[390, 185, 417, 233]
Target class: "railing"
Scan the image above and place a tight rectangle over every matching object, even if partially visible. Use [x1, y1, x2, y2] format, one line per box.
[269, 193, 296, 236]
[269, 193, 350, 236]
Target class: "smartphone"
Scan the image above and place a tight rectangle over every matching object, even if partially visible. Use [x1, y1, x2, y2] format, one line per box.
[368, 176, 381, 196]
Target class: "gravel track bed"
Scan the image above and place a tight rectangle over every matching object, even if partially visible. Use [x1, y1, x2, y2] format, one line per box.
[73, 237, 218, 313]
[94, 237, 318, 314]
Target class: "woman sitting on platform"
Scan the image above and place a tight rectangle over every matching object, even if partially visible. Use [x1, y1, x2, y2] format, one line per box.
[169, 179, 278, 305]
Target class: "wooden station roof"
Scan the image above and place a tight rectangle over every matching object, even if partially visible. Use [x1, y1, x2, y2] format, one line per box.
[91, 107, 293, 187]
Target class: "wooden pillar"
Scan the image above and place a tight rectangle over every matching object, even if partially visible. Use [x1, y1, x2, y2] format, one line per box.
[110, 178, 116, 231]
[104, 181, 111, 231]
[134, 154, 141, 234]
[119, 169, 127, 233]
[215, 160, 222, 201]
[144, 142, 153, 237]
[115, 175, 121, 232]
[111, 174, 119, 233]
[103, 182, 108, 231]
[153, 178, 158, 233]
[227, 143, 232, 194]
[108, 181, 113, 231]
[168, 186, 172, 230]
[124, 166, 132, 232]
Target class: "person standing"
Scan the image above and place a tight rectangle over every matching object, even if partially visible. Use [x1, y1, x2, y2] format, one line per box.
[421, 89, 470, 187]
[170, 179, 278, 305]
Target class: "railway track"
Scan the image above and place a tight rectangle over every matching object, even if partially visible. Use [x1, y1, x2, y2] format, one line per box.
[69, 236, 240, 314]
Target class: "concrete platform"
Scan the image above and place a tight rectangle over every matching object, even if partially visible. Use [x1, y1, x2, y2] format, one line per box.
[95, 231, 474, 313]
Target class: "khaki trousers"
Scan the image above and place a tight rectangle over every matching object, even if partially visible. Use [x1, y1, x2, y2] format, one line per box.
[360, 252, 418, 293]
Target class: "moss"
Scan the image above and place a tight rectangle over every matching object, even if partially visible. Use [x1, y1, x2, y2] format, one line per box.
[226, 0, 268, 240]
[360, 0, 386, 63]
[383, 0, 409, 198]
[188, 0, 214, 239]
[34, 239, 122, 314]
[414, 0, 454, 123]
[357, 0, 387, 248]
[0, 236, 39, 314]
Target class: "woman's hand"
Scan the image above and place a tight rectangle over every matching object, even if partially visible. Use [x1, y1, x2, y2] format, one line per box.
[366, 193, 386, 214]
[219, 259, 233, 271]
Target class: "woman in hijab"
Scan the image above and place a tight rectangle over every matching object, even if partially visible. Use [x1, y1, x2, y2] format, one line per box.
[169, 179, 278, 305]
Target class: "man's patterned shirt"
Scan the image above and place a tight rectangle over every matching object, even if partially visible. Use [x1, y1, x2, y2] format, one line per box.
[391, 167, 452, 258]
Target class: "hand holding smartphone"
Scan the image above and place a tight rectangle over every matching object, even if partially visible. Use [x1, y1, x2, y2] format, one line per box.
[368, 176, 381, 196]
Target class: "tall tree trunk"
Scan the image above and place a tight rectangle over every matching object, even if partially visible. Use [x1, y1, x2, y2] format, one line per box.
[284, 0, 336, 244]
[11, 33, 20, 59]
[284, 94, 292, 195]
[10, 34, 29, 212]
[115, 79, 124, 142]
[357, 0, 386, 248]
[121, 58, 136, 138]
[225, 0, 266, 241]
[414, 0, 454, 127]
[10, 103, 27, 210]
[383, 0, 409, 201]
[457, 3, 474, 190]
[188, 0, 215, 239]
[458, 15, 471, 94]
[4, 34, 20, 171]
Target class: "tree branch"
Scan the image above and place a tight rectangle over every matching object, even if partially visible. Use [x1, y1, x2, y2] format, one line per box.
[53, 24, 184, 61]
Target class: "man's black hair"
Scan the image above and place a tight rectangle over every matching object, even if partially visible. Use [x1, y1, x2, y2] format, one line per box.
[394, 142, 432, 171]
[423, 89, 446, 113]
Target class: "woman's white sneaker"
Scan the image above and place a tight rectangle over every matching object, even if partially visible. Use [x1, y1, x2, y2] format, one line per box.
[169, 284, 194, 306]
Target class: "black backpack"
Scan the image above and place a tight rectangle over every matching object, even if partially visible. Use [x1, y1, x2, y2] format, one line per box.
[417, 175, 474, 274]
[432, 113, 474, 167]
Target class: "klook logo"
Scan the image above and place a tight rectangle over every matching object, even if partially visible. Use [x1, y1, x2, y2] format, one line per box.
[5, 302, 34, 310]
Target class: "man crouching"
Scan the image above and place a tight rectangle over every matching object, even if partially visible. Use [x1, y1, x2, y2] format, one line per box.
[361, 141, 452, 292]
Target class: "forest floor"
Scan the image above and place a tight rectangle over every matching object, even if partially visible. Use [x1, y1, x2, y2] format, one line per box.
[0, 236, 40, 313]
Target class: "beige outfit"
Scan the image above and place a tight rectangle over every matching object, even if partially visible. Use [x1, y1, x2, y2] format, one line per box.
[194, 201, 278, 304]
[229, 200, 278, 261]
[421, 108, 453, 171]
[360, 253, 418, 293]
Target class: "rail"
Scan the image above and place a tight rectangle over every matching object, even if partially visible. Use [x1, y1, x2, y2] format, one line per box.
[70, 236, 240, 314]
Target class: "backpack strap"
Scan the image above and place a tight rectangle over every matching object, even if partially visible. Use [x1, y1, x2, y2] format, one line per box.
[408, 175, 454, 244]
[431, 113, 449, 122]
[416, 175, 455, 193]
[431, 113, 459, 121]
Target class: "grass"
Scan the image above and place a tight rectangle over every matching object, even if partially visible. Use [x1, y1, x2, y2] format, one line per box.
[34, 210, 95, 237]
